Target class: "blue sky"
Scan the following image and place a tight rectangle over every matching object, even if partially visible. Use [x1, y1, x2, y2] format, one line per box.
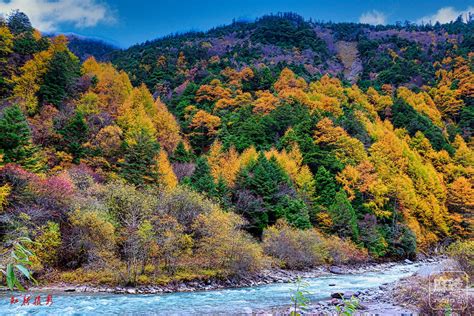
[0, 0, 473, 47]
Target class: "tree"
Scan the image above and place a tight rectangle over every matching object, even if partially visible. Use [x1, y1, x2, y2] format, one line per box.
[189, 157, 215, 195]
[119, 130, 160, 186]
[328, 190, 359, 241]
[59, 111, 89, 163]
[0, 25, 13, 96]
[314, 166, 337, 208]
[156, 150, 178, 190]
[7, 10, 33, 34]
[0, 105, 45, 172]
[38, 50, 81, 106]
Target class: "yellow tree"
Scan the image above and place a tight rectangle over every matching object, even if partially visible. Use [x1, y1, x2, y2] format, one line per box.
[189, 110, 221, 136]
[82, 57, 133, 116]
[314, 118, 367, 165]
[152, 98, 182, 153]
[156, 150, 178, 190]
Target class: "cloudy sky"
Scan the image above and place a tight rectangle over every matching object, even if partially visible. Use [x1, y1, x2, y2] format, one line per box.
[0, 0, 472, 47]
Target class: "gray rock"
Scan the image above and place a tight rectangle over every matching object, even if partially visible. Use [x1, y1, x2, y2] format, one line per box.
[331, 292, 344, 299]
[328, 283, 336, 286]
[404, 259, 413, 264]
[329, 266, 344, 274]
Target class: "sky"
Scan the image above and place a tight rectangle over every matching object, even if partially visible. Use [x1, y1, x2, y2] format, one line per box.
[0, 0, 473, 47]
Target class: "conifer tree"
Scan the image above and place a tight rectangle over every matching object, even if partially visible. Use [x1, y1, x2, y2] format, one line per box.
[314, 166, 337, 208]
[0, 105, 45, 172]
[39, 50, 81, 106]
[120, 130, 160, 186]
[189, 156, 215, 195]
[328, 190, 359, 241]
[59, 111, 89, 163]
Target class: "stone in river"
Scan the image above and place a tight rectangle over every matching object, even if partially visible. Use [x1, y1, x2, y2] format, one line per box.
[329, 266, 344, 274]
[331, 292, 344, 299]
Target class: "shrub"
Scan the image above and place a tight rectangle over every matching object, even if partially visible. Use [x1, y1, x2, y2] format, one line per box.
[193, 207, 265, 276]
[322, 235, 368, 265]
[262, 219, 328, 269]
[447, 240, 474, 278]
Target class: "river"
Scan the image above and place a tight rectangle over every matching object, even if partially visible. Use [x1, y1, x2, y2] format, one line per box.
[0, 260, 435, 315]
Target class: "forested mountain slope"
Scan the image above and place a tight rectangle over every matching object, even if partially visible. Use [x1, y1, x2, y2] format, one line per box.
[0, 11, 472, 286]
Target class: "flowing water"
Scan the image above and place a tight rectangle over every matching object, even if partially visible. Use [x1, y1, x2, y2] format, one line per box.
[0, 261, 434, 315]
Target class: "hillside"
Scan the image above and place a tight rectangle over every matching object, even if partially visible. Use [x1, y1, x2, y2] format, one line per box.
[111, 13, 473, 92]
[0, 11, 472, 288]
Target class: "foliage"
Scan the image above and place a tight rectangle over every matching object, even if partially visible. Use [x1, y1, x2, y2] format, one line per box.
[446, 240, 474, 278]
[0, 11, 472, 288]
[290, 276, 311, 316]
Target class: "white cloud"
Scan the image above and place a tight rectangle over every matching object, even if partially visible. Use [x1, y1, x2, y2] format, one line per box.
[417, 6, 474, 24]
[0, 0, 115, 32]
[359, 10, 386, 25]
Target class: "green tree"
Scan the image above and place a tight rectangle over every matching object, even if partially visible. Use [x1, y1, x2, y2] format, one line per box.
[38, 50, 81, 106]
[328, 190, 359, 241]
[189, 156, 215, 194]
[59, 111, 89, 163]
[0, 105, 44, 172]
[314, 166, 337, 208]
[171, 141, 192, 163]
[119, 130, 160, 186]
[7, 10, 33, 34]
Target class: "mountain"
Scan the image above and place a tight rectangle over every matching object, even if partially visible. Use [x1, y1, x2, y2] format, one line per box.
[65, 34, 117, 62]
[0, 11, 473, 290]
[110, 13, 473, 95]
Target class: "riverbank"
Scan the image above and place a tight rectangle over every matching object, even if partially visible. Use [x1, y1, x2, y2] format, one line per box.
[261, 257, 449, 315]
[21, 257, 442, 295]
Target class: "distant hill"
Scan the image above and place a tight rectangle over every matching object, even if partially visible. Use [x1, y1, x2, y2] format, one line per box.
[64, 34, 118, 62]
[110, 12, 473, 97]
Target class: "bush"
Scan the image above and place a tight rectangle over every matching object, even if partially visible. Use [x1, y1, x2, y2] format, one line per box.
[447, 240, 474, 278]
[262, 220, 328, 269]
[322, 235, 368, 265]
[193, 207, 265, 276]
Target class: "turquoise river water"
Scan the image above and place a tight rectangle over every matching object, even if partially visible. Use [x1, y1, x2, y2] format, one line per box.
[0, 261, 433, 315]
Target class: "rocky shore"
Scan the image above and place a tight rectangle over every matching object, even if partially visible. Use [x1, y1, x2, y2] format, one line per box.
[260, 257, 445, 315]
[24, 257, 441, 297]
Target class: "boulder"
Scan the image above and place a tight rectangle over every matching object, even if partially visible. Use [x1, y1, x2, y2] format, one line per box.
[329, 266, 344, 274]
[331, 292, 344, 299]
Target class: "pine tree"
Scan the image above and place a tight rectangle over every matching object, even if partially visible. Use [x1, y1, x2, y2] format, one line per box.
[315, 166, 337, 208]
[0, 105, 44, 172]
[59, 111, 89, 163]
[38, 50, 81, 106]
[328, 190, 359, 241]
[171, 141, 192, 163]
[189, 156, 215, 194]
[119, 130, 160, 186]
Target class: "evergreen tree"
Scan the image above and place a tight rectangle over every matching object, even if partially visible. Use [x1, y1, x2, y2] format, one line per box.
[328, 190, 359, 241]
[7, 10, 32, 34]
[189, 156, 215, 194]
[0, 105, 44, 172]
[171, 141, 192, 163]
[234, 153, 306, 234]
[39, 50, 81, 106]
[120, 130, 160, 186]
[59, 111, 89, 163]
[214, 176, 231, 208]
[314, 166, 337, 208]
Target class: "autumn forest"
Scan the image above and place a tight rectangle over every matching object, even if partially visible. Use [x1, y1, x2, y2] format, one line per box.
[0, 11, 472, 288]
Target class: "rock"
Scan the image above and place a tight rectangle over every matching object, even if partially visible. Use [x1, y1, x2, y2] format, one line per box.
[328, 283, 336, 286]
[331, 292, 344, 299]
[64, 288, 76, 292]
[343, 291, 359, 299]
[404, 259, 413, 264]
[126, 288, 136, 294]
[329, 266, 344, 274]
[330, 298, 340, 305]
